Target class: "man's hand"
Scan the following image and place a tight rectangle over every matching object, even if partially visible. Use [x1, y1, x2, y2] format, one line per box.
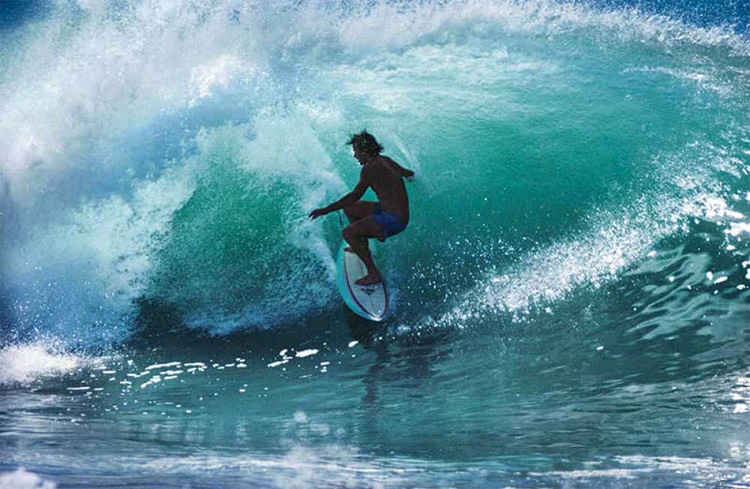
[309, 208, 328, 220]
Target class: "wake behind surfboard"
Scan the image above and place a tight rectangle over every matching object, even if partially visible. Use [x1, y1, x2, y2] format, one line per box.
[335, 240, 389, 321]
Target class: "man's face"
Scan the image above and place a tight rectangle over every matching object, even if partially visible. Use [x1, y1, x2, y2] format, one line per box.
[352, 144, 365, 164]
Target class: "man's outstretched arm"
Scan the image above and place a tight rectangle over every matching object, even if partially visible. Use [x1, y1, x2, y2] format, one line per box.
[391, 159, 415, 178]
[309, 170, 371, 220]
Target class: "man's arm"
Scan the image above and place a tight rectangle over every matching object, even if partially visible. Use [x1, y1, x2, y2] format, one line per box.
[309, 168, 371, 220]
[400, 166, 415, 178]
[388, 158, 415, 178]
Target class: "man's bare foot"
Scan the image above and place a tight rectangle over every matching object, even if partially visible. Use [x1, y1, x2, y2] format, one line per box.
[356, 273, 382, 286]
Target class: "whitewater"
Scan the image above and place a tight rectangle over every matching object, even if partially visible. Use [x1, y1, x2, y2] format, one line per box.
[1, 0, 749, 487]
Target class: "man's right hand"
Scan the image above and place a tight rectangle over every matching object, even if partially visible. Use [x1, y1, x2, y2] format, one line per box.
[309, 208, 328, 220]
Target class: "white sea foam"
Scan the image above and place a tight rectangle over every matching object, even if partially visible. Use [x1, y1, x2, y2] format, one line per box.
[295, 349, 319, 358]
[0, 344, 79, 386]
[4, 161, 196, 344]
[0, 469, 56, 489]
[452, 203, 672, 323]
[0, 343, 109, 386]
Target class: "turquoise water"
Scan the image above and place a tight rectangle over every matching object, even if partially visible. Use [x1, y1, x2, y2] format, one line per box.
[1, 0, 750, 487]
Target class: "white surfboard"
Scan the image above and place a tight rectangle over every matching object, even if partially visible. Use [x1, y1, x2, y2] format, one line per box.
[335, 241, 389, 321]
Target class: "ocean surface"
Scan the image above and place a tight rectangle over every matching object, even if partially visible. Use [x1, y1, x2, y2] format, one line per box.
[1, 0, 750, 487]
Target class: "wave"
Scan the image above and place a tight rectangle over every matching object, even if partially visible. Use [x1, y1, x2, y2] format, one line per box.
[1, 0, 749, 348]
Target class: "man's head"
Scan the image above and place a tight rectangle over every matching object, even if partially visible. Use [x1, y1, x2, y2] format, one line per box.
[347, 130, 383, 164]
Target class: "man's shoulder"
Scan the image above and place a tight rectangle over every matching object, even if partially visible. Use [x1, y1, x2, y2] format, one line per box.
[371, 155, 399, 171]
[376, 155, 396, 164]
[362, 157, 386, 172]
[361, 156, 397, 178]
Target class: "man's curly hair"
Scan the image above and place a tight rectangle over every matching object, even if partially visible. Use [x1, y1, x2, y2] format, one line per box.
[347, 130, 383, 156]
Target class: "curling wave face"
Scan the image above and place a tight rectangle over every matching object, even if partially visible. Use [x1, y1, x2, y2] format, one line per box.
[0, 0, 749, 348]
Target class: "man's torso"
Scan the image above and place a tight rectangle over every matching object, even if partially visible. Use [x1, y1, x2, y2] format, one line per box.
[366, 156, 410, 223]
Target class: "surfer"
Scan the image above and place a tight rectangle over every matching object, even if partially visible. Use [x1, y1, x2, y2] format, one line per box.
[309, 130, 414, 286]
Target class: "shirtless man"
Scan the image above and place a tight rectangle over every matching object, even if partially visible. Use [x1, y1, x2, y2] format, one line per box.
[309, 131, 414, 285]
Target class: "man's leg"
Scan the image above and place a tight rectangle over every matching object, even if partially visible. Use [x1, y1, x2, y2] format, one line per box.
[344, 200, 378, 223]
[343, 201, 379, 252]
[342, 217, 386, 285]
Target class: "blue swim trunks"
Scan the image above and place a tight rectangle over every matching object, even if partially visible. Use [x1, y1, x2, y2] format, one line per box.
[373, 203, 407, 239]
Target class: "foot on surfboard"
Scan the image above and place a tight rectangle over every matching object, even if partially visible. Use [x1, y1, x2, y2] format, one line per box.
[356, 273, 382, 286]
